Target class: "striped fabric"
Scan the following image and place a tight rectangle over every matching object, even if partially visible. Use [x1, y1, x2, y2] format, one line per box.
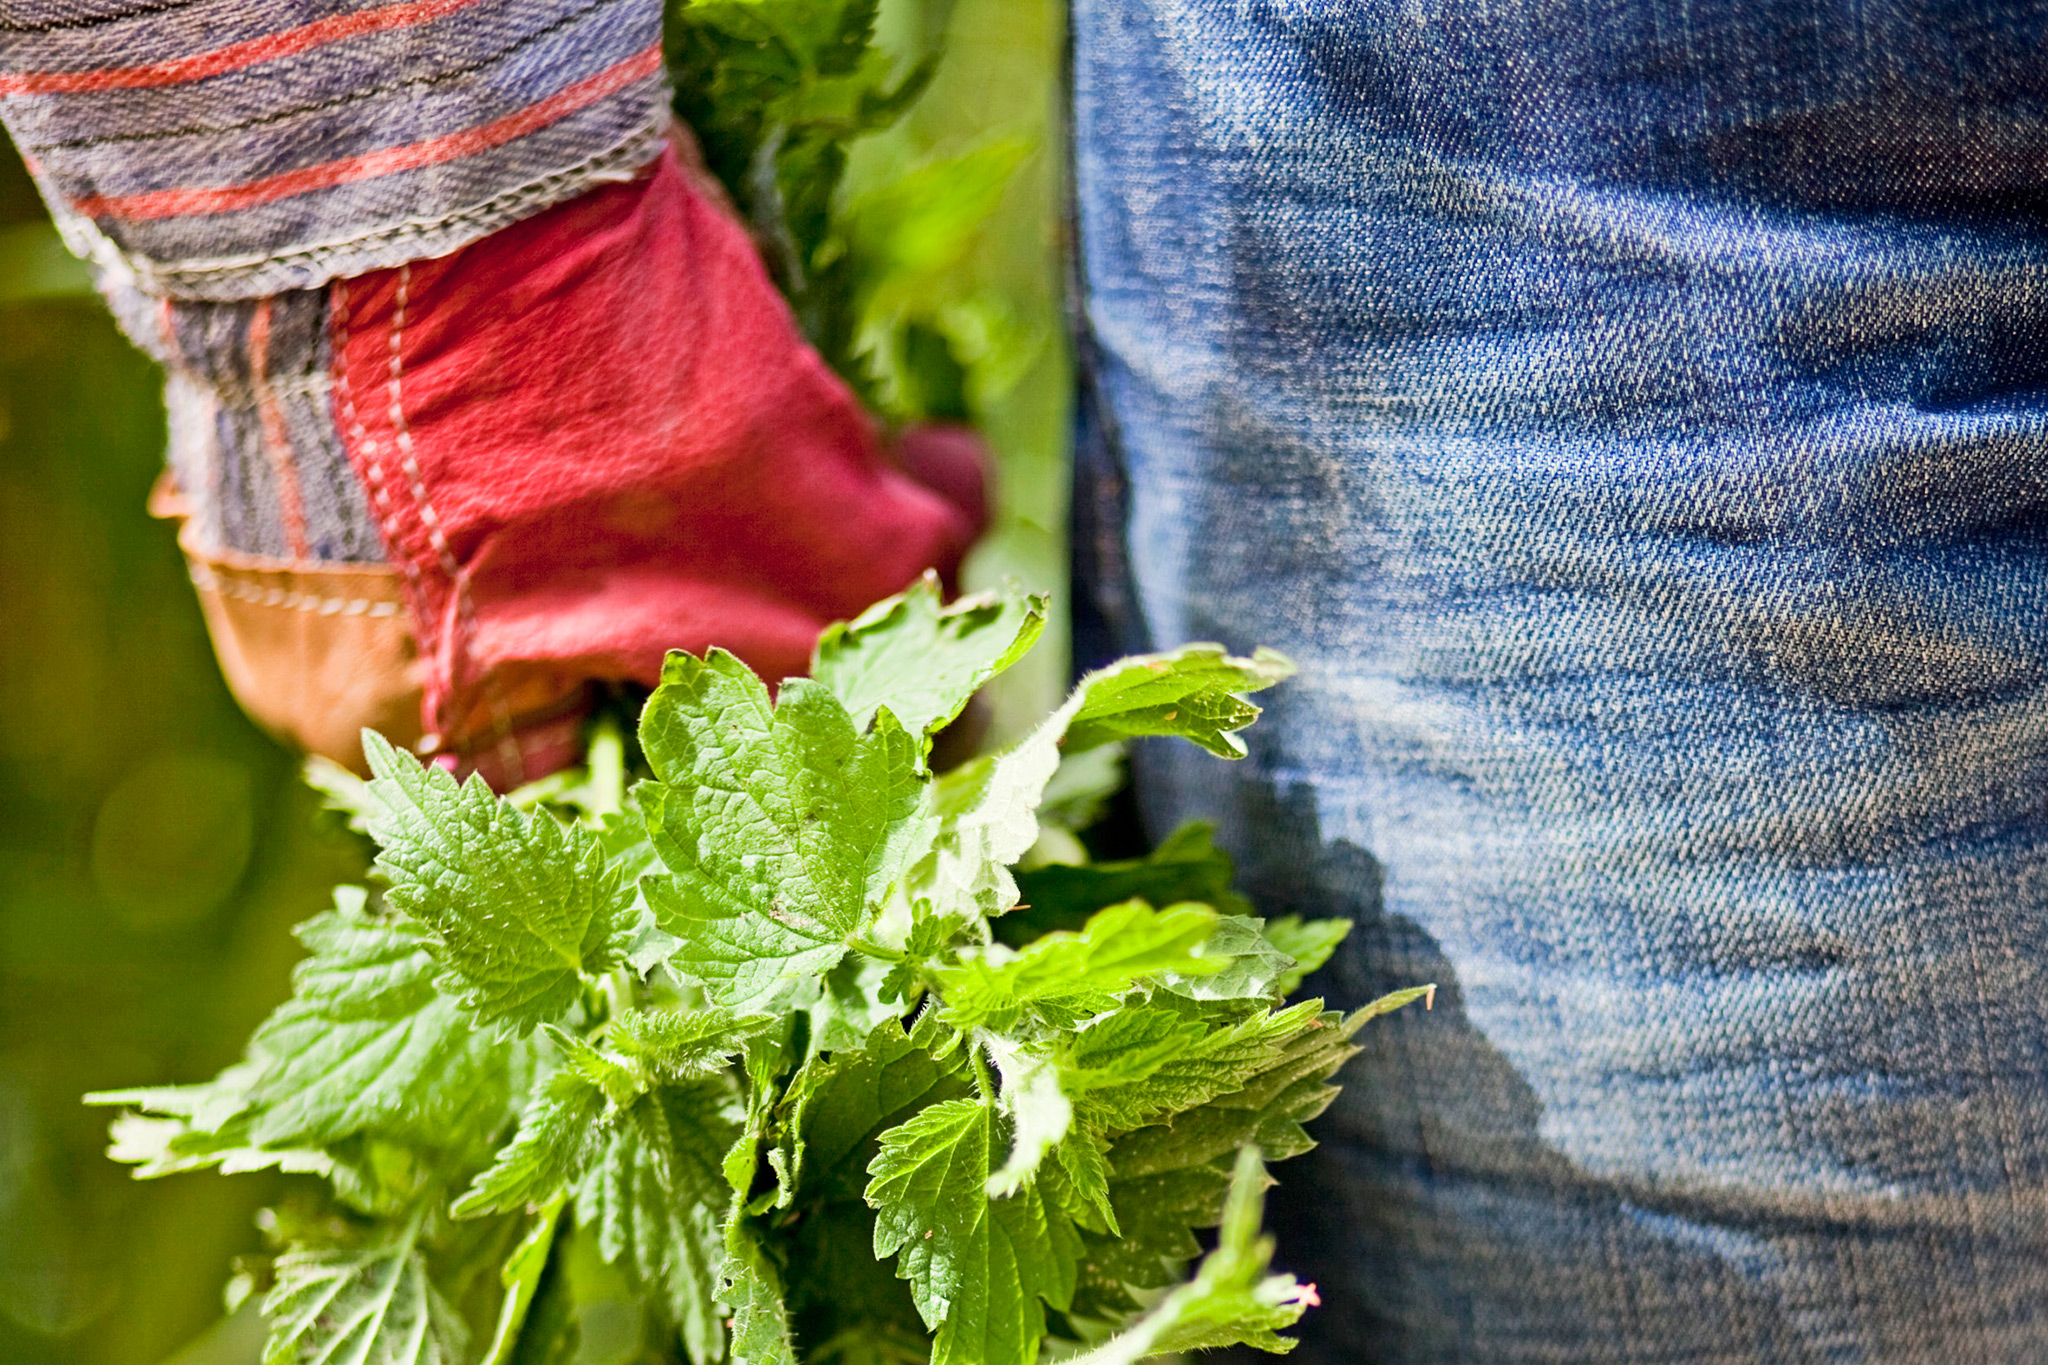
[0, 0, 669, 300]
[102, 278, 388, 560]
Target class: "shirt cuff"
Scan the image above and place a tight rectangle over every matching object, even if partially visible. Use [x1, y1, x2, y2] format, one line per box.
[0, 0, 668, 300]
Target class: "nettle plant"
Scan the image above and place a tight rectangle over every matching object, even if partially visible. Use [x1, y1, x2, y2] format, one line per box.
[92, 579, 1426, 1365]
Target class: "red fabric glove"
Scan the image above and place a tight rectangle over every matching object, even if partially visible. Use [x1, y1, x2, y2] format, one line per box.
[320, 144, 982, 784]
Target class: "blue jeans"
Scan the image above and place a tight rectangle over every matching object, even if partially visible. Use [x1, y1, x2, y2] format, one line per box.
[1069, 1, 2048, 1359]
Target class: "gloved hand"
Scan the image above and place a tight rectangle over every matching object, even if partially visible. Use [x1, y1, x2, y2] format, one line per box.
[159, 140, 985, 788]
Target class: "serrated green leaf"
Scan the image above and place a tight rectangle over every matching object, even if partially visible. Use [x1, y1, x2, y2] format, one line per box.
[638, 650, 928, 1006]
[1062, 1148, 1313, 1364]
[811, 575, 1046, 744]
[775, 1016, 971, 1207]
[242, 895, 536, 1149]
[1105, 1014, 1360, 1182]
[573, 1083, 740, 1365]
[263, 1217, 468, 1365]
[930, 901, 1224, 1032]
[1263, 917, 1353, 996]
[1074, 1165, 1233, 1313]
[913, 651, 1291, 925]
[452, 1060, 610, 1219]
[607, 1009, 779, 1082]
[865, 1097, 1078, 1365]
[363, 732, 636, 1033]
[90, 1064, 296, 1180]
[1070, 995, 1425, 1318]
[91, 889, 532, 1174]
[719, 1216, 797, 1365]
[725, 1027, 794, 1201]
[1063, 646, 1295, 758]
[1065, 1001, 1322, 1134]
[1156, 916, 1294, 1002]
[982, 1036, 1070, 1198]
[96, 1094, 338, 1184]
[1047, 1128, 1117, 1236]
[981, 1000, 1321, 1204]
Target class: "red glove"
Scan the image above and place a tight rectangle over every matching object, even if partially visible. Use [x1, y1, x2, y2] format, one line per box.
[176, 142, 983, 788]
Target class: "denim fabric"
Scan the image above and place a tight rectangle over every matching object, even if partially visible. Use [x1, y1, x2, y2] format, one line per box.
[1070, 1, 2048, 1360]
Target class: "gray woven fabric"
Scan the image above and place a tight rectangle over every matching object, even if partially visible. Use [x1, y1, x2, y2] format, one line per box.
[106, 276, 383, 562]
[0, 0, 668, 300]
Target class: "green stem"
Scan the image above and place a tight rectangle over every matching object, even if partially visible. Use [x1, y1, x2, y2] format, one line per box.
[605, 967, 637, 1017]
[584, 718, 625, 818]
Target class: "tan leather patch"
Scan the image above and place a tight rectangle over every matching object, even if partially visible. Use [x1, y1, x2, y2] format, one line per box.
[157, 475, 425, 773]
[154, 474, 591, 784]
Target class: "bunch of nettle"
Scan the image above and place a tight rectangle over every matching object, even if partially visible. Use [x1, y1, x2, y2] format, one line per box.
[93, 579, 1423, 1365]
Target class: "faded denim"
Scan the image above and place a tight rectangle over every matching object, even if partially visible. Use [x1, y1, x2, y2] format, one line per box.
[1069, 0, 2048, 1360]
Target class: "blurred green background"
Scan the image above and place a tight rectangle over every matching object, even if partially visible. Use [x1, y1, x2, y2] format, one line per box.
[0, 2, 1067, 1362]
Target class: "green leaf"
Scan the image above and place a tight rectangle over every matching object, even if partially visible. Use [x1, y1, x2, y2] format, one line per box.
[90, 889, 532, 1170]
[930, 901, 1224, 1032]
[459, 1007, 766, 1219]
[606, 1009, 780, 1082]
[91, 1067, 335, 1183]
[1156, 916, 1295, 1003]
[573, 1083, 740, 1365]
[913, 651, 1292, 925]
[719, 1216, 798, 1365]
[725, 1028, 794, 1201]
[775, 1016, 971, 1207]
[1061, 1148, 1314, 1364]
[452, 1055, 611, 1219]
[1105, 1007, 1367, 1181]
[362, 732, 636, 1033]
[262, 1217, 468, 1365]
[481, 1205, 562, 1365]
[1073, 1166, 1233, 1315]
[982, 1036, 1070, 1198]
[1069, 994, 1426, 1319]
[1064, 1001, 1323, 1134]
[865, 1098, 1078, 1365]
[1263, 917, 1353, 996]
[1063, 646, 1295, 759]
[811, 575, 1046, 744]
[242, 893, 537, 1149]
[981, 1000, 1322, 1205]
[1046, 1128, 1118, 1235]
[1009, 822, 1252, 942]
[638, 650, 928, 1006]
